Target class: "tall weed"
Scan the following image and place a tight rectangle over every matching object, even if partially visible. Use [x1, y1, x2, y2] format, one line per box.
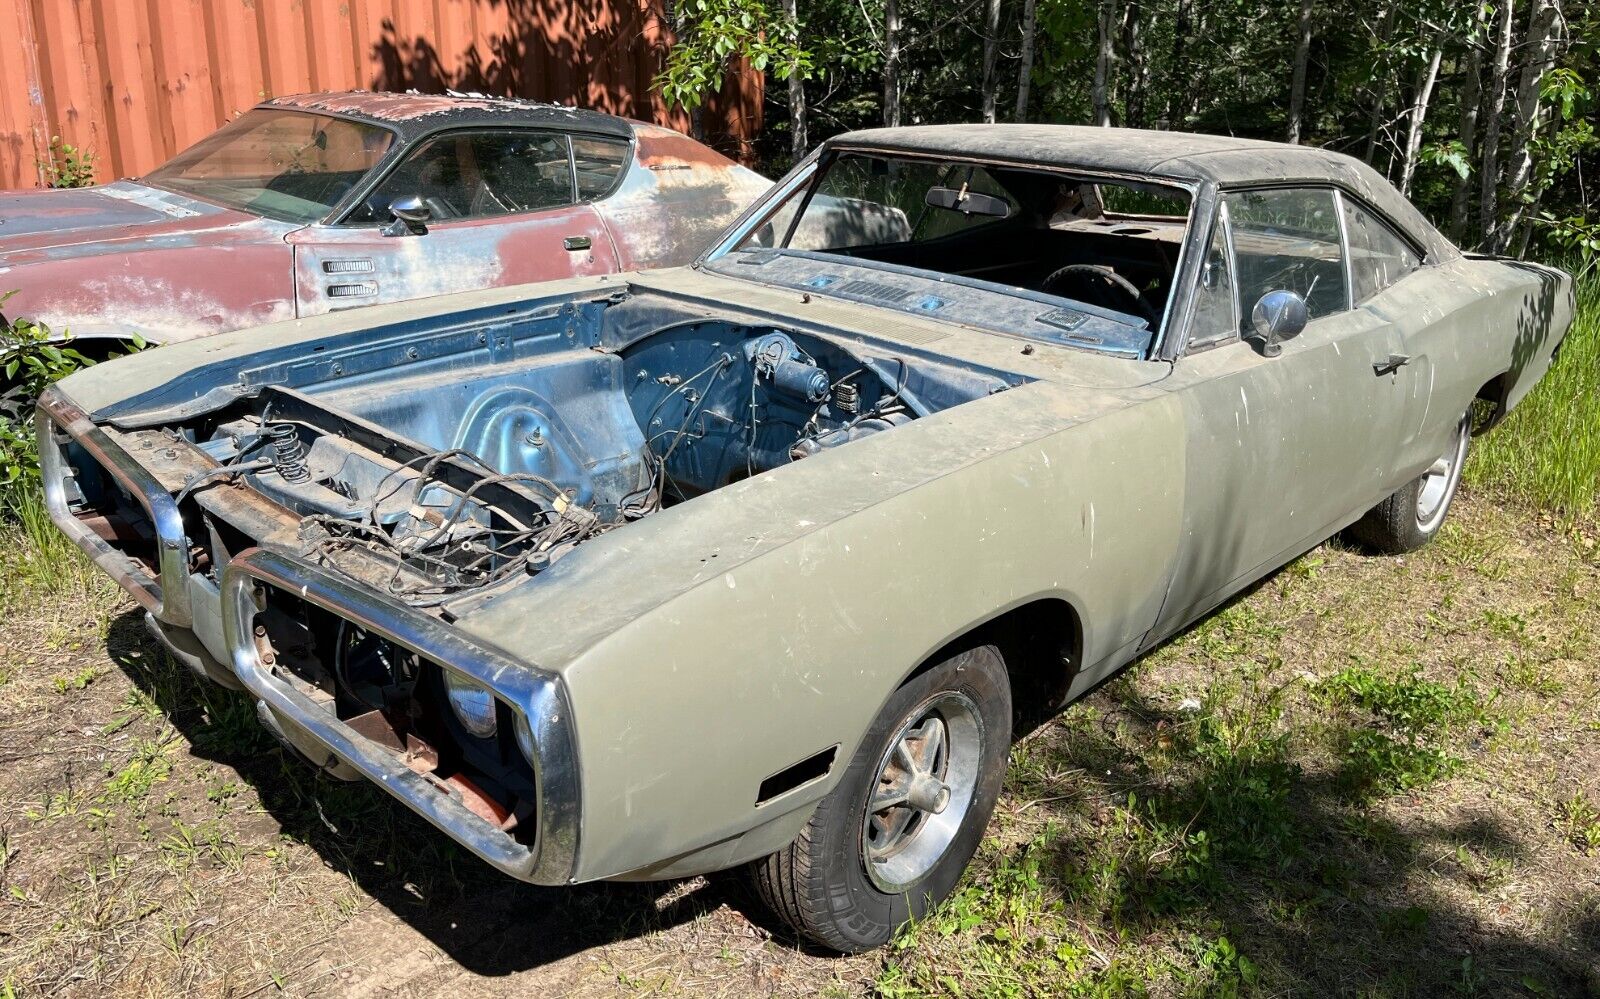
[1467, 264, 1600, 518]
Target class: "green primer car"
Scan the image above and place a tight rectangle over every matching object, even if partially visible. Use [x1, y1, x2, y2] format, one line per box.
[39, 125, 1574, 952]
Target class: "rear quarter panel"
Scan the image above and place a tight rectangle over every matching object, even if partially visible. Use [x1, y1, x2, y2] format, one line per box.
[594, 125, 771, 270]
[502, 384, 1186, 882]
[1377, 255, 1573, 476]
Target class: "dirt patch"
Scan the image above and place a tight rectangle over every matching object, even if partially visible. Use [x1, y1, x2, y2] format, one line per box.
[1, 493, 1596, 997]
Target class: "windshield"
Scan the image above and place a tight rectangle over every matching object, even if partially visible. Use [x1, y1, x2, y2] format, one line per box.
[144, 110, 395, 223]
[711, 151, 1192, 356]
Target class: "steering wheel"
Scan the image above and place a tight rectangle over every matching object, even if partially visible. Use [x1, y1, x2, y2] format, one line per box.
[1040, 264, 1158, 324]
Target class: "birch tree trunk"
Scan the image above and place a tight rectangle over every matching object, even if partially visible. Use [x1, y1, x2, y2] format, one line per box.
[782, 0, 807, 160]
[1286, 0, 1314, 143]
[1121, 1, 1147, 127]
[1015, 0, 1037, 121]
[1448, 41, 1484, 242]
[1478, 0, 1515, 249]
[1093, 0, 1116, 127]
[980, 0, 1001, 123]
[1398, 46, 1442, 196]
[1494, 0, 1561, 252]
[883, 0, 901, 128]
[1362, 4, 1397, 165]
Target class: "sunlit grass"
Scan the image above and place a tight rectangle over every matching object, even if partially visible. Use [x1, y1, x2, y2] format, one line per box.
[1466, 263, 1600, 519]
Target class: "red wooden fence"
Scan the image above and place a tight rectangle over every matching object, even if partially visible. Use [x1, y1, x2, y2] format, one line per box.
[0, 0, 762, 189]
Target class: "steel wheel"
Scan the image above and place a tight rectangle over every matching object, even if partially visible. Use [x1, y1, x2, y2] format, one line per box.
[1416, 415, 1469, 533]
[861, 691, 983, 893]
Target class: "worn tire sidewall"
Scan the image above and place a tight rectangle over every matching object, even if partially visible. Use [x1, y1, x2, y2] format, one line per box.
[812, 645, 1011, 951]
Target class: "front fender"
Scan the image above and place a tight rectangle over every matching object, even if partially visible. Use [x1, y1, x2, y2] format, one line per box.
[546, 389, 1185, 882]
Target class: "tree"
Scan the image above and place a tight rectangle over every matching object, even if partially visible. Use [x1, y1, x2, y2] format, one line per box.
[783, 0, 808, 158]
[655, 0, 811, 138]
[1015, 0, 1038, 120]
[1493, 0, 1563, 251]
[1093, 0, 1116, 127]
[884, 0, 902, 127]
[1398, 44, 1443, 196]
[1286, 0, 1315, 144]
[1479, 0, 1516, 247]
[980, 0, 1002, 123]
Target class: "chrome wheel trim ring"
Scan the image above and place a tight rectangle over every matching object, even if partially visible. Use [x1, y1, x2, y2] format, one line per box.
[861, 690, 983, 894]
[1417, 416, 1469, 533]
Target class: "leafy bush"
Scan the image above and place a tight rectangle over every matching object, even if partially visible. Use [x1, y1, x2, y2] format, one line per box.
[0, 291, 101, 513]
[39, 135, 97, 189]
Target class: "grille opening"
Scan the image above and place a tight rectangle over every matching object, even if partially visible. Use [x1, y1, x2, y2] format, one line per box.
[62, 442, 162, 577]
[756, 745, 838, 805]
[250, 580, 539, 842]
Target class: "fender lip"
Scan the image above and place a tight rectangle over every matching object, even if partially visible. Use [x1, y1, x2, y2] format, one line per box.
[35, 384, 193, 627]
[220, 547, 583, 885]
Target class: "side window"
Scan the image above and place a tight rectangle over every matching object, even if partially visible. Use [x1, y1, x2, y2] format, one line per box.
[1188, 206, 1238, 348]
[1341, 196, 1420, 303]
[571, 136, 629, 200]
[1223, 188, 1348, 325]
[350, 130, 575, 225]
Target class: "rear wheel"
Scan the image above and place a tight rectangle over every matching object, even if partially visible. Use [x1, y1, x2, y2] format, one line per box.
[749, 645, 1011, 953]
[1348, 413, 1470, 554]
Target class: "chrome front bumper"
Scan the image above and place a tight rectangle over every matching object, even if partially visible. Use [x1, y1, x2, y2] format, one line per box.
[36, 386, 192, 627]
[221, 548, 582, 885]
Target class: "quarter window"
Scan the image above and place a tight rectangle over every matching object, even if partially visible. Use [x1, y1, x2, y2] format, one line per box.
[350, 130, 576, 225]
[1341, 196, 1420, 303]
[1222, 188, 1348, 327]
[571, 136, 629, 200]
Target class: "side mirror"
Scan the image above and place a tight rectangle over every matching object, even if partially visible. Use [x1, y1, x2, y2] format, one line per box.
[1249, 289, 1309, 357]
[381, 195, 431, 237]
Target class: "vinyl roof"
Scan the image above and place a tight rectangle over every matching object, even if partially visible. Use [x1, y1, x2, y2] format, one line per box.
[827, 124, 1458, 260]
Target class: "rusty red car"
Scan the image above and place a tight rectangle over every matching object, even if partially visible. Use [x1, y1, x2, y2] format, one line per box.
[0, 92, 769, 351]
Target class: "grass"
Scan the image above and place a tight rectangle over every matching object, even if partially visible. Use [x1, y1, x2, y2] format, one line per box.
[0, 269, 1594, 996]
[1467, 263, 1600, 519]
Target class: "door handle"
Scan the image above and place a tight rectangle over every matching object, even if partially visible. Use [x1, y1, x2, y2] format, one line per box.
[563, 235, 592, 251]
[1372, 353, 1410, 376]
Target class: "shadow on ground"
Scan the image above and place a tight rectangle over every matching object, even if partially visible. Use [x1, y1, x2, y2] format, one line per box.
[106, 580, 1599, 993]
[103, 609, 807, 978]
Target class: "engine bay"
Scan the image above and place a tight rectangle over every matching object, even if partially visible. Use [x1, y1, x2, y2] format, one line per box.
[92, 302, 1022, 612]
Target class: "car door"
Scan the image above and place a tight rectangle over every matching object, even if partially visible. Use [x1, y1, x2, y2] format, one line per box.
[1152, 188, 1409, 636]
[1338, 194, 1461, 480]
[289, 129, 619, 317]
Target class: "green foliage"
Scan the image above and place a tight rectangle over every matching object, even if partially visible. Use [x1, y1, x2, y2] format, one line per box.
[39, 135, 96, 189]
[1316, 664, 1485, 797]
[656, 0, 811, 113]
[1467, 266, 1600, 516]
[1, 291, 96, 509]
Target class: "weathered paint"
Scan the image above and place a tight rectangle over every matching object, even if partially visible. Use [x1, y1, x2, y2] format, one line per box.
[0, 0, 763, 190]
[0, 99, 768, 343]
[41, 126, 1575, 890]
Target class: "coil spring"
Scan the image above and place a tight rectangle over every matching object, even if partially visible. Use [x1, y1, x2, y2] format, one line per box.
[265, 421, 311, 484]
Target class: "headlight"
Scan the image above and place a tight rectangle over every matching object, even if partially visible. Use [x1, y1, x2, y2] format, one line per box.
[443, 670, 497, 737]
[514, 713, 536, 767]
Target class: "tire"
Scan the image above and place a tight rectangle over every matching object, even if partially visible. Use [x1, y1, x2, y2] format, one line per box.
[749, 644, 1012, 953]
[1347, 413, 1470, 554]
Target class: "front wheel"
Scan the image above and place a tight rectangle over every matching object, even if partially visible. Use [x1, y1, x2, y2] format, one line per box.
[1347, 413, 1470, 554]
[749, 645, 1012, 953]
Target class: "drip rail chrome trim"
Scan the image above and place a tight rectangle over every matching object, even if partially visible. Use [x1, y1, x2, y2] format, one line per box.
[36, 386, 192, 627]
[220, 547, 581, 885]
